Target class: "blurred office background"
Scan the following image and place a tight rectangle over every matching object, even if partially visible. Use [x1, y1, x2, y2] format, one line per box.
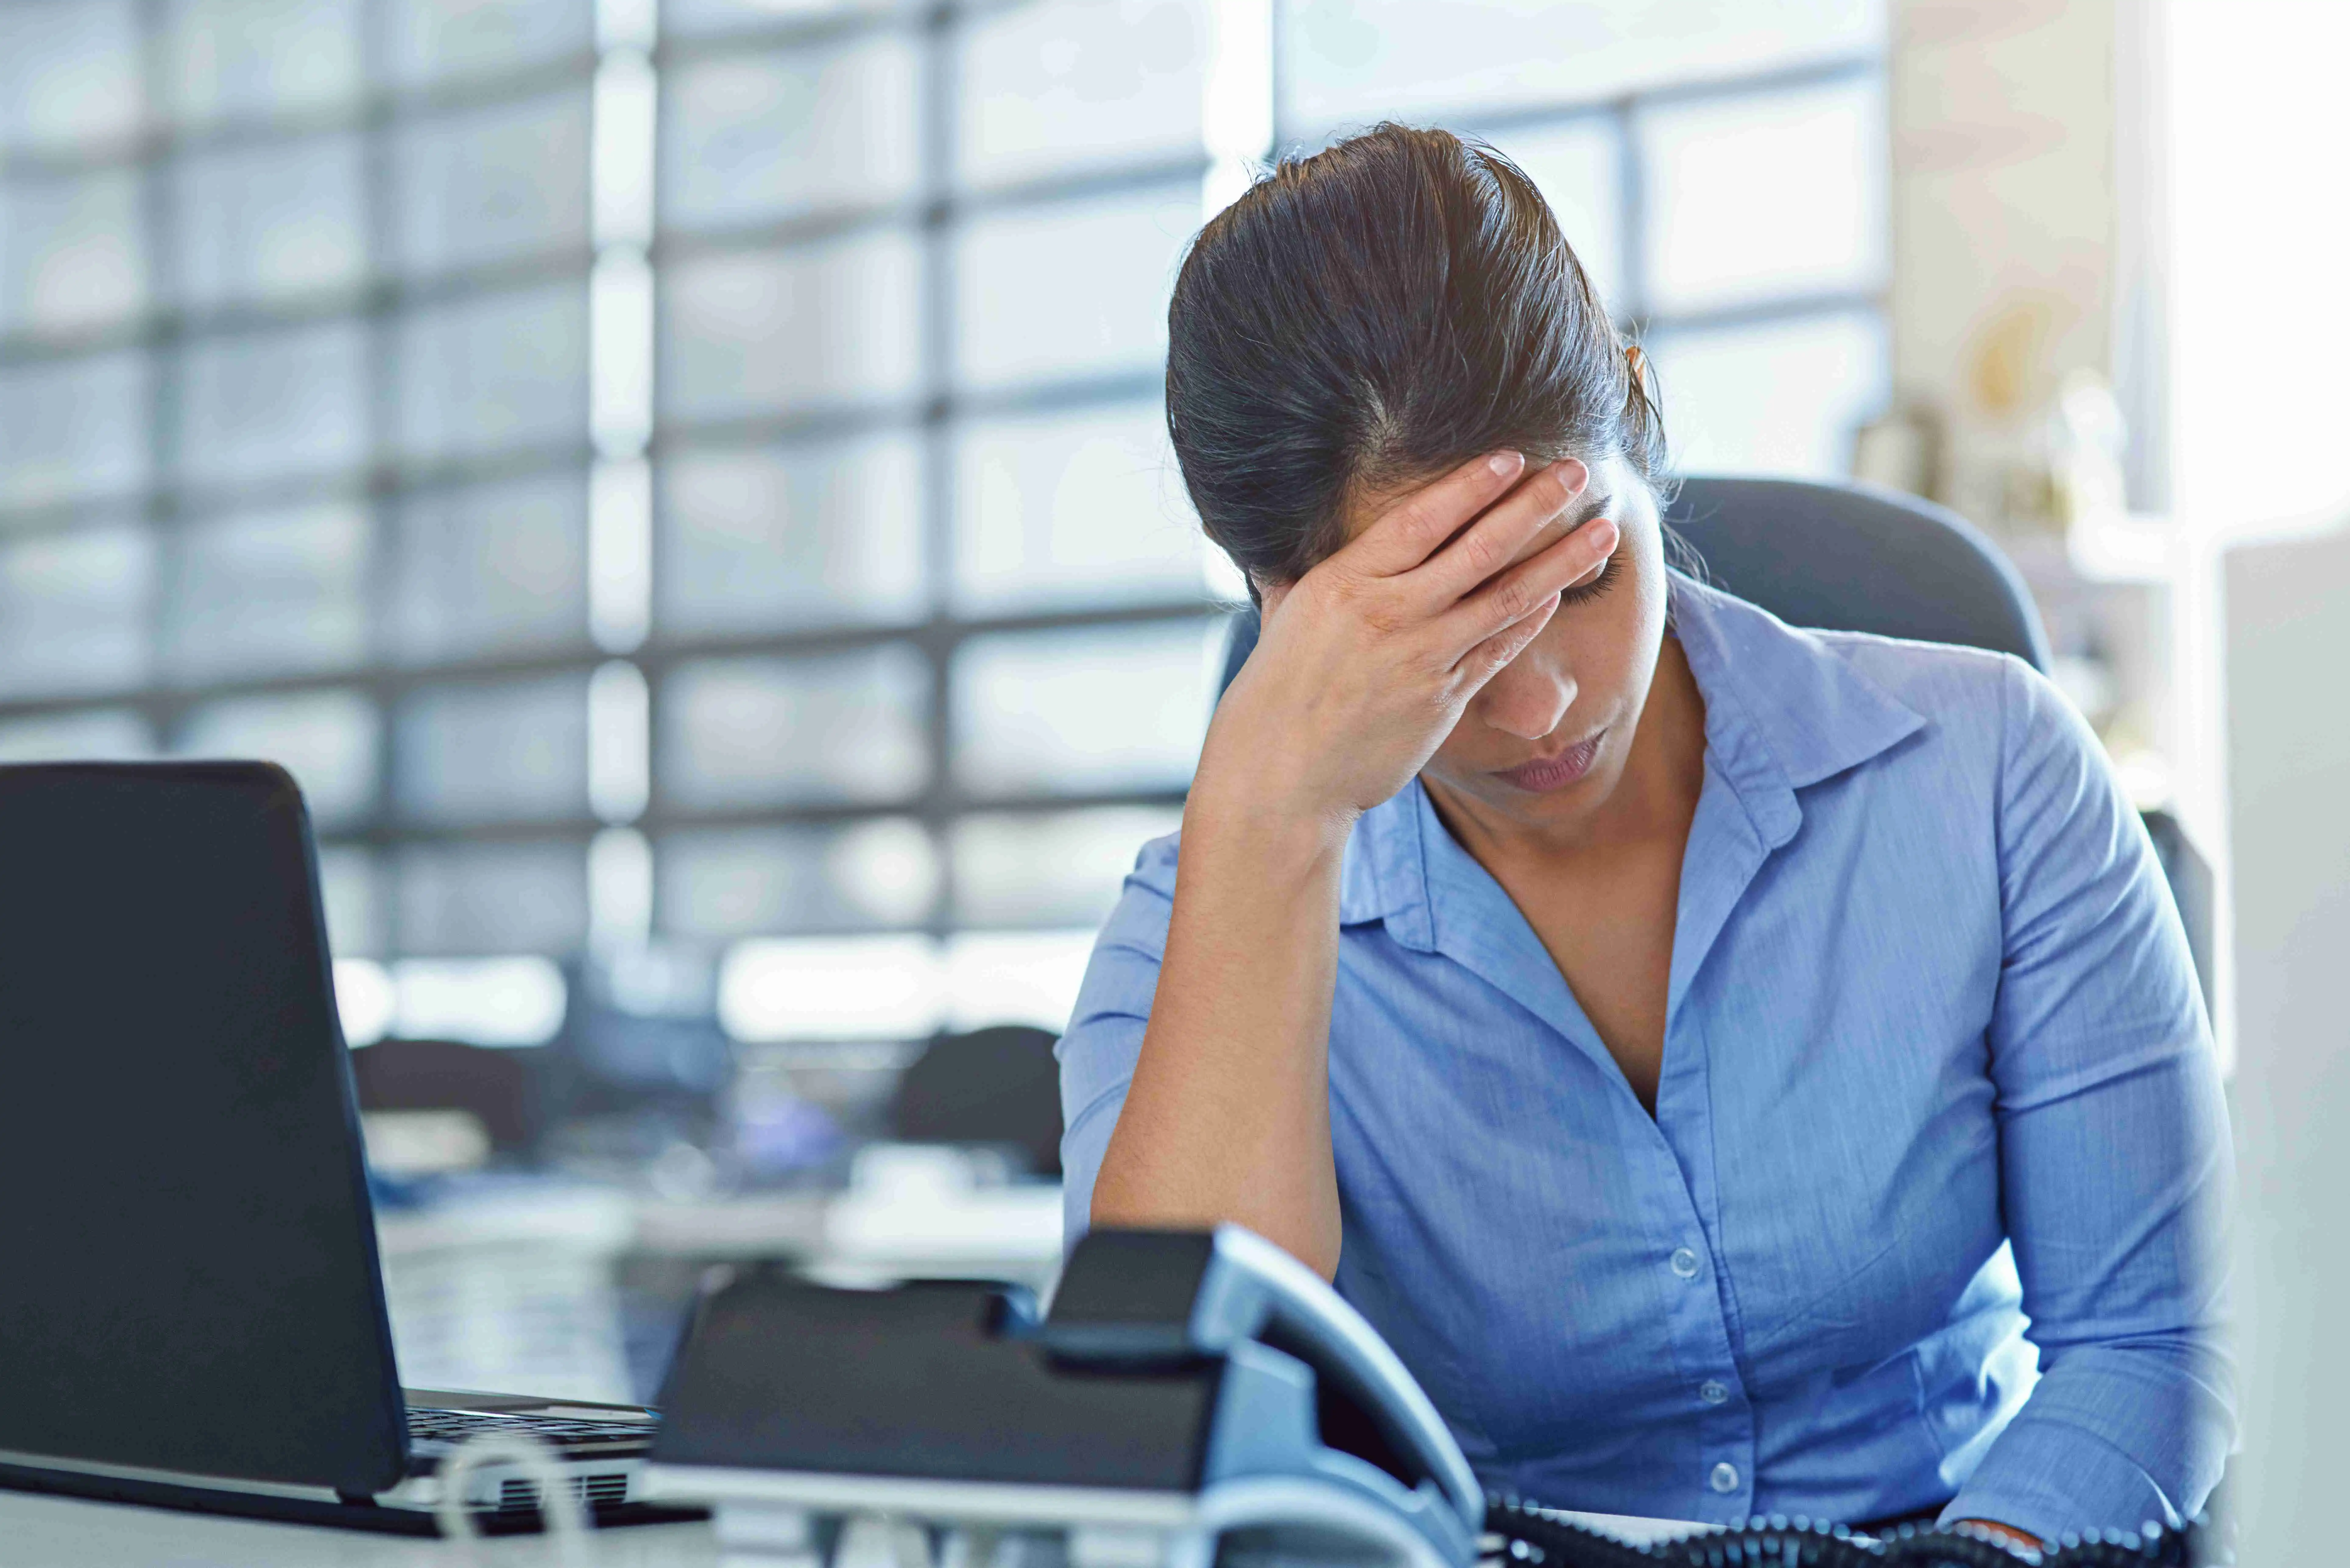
[1, 0, 2343, 1478]
[0, 0, 1906, 1076]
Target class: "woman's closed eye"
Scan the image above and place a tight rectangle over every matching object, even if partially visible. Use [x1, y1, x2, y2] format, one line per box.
[1556, 535, 1625, 606]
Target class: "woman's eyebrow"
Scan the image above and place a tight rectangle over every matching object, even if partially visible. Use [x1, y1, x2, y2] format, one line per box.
[1563, 489, 1611, 534]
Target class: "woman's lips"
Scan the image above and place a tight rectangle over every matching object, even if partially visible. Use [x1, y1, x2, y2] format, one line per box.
[1496, 732, 1605, 793]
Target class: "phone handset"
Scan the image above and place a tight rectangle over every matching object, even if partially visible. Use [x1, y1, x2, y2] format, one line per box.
[1044, 1225, 1484, 1553]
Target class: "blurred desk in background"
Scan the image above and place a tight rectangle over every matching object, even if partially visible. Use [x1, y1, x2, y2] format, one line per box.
[376, 1155, 1065, 1406]
[379, 1184, 642, 1405]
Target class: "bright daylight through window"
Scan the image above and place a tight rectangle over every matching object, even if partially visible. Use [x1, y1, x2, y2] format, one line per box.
[0, 0, 1886, 1048]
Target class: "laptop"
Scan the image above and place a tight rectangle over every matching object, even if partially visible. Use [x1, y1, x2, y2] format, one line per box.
[0, 761, 693, 1534]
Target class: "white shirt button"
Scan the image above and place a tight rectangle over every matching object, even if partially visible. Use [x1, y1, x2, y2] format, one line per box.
[1670, 1247, 1700, 1279]
[1700, 1379, 1730, 1405]
[1710, 1462, 1740, 1494]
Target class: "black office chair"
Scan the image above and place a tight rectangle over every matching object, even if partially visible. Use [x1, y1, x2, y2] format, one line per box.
[1658, 476, 2055, 669]
[349, 1037, 545, 1160]
[890, 1024, 1064, 1178]
[1212, 474, 2213, 1012]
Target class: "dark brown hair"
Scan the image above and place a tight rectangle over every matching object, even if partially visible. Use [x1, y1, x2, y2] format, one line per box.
[1165, 124, 1670, 594]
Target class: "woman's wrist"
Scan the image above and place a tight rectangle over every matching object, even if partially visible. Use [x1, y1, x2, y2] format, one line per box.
[1180, 775, 1359, 883]
[1185, 738, 1364, 861]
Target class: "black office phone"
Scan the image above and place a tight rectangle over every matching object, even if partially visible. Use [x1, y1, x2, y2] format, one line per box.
[646, 1227, 2225, 1568]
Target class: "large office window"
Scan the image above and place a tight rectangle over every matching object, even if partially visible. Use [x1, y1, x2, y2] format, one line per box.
[0, 0, 1886, 1045]
[0, 0, 612, 1039]
[1278, 0, 1890, 477]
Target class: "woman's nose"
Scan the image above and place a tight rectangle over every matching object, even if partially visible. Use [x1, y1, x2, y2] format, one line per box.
[1477, 658, 1575, 742]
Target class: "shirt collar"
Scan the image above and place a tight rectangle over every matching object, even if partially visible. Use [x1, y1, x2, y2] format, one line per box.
[1669, 573, 1924, 793]
[1339, 780, 1435, 939]
[1336, 573, 1925, 938]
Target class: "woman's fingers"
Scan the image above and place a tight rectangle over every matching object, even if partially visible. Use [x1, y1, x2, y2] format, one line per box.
[1403, 457, 1590, 608]
[1456, 590, 1563, 691]
[1338, 450, 1527, 578]
[1435, 514, 1619, 660]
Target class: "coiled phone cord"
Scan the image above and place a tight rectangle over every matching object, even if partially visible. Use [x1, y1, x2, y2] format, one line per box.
[1482, 1493, 2220, 1568]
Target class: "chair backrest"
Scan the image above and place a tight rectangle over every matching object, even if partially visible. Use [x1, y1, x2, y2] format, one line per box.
[1218, 474, 2050, 699]
[891, 1024, 1064, 1177]
[1660, 476, 2052, 670]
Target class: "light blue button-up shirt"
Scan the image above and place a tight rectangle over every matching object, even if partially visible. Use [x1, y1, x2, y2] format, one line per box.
[1058, 577, 2233, 1542]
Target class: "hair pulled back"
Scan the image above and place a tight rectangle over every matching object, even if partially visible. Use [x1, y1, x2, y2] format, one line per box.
[1165, 123, 1670, 595]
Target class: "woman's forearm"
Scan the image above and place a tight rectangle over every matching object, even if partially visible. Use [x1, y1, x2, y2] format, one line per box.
[1087, 453, 1613, 1279]
[1089, 784, 1353, 1278]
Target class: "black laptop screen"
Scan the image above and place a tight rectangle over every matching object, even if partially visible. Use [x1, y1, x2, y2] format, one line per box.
[0, 762, 407, 1496]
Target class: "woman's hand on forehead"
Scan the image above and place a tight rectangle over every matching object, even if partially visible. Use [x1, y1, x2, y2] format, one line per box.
[1297, 451, 1614, 622]
[1221, 449, 1620, 825]
[1328, 453, 1583, 581]
[1474, 459, 1616, 583]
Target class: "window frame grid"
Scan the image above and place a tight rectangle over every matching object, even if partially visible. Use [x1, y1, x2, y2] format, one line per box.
[0, 0, 1889, 955]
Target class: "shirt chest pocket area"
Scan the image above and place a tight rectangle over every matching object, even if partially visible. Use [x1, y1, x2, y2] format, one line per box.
[1346, 1173, 1703, 1458]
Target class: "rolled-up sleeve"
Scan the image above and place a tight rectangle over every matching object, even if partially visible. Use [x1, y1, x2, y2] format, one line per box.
[1056, 832, 1181, 1252]
[1941, 660, 2236, 1541]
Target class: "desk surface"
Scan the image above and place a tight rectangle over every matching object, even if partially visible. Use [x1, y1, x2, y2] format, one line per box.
[0, 1490, 724, 1567]
[0, 1489, 1703, 1566]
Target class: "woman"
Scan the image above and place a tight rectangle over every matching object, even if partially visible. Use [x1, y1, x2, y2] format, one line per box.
[1054, 126, 2232, 1546]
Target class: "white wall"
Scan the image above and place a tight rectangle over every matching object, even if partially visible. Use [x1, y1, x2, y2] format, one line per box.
[2223, 518, 2350, 1560]
[1889, 0, 2117, 425]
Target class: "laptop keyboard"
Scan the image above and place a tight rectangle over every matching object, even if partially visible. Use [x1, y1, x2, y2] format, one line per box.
[407, 1407, 654, 1449]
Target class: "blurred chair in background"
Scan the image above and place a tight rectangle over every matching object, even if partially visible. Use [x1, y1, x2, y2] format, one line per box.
[888, 1024, 1064, 1179]
[2138, 809, 2216, 1015]
[351, 1037, 544, 1180]
[544, 954, 734, 1145]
